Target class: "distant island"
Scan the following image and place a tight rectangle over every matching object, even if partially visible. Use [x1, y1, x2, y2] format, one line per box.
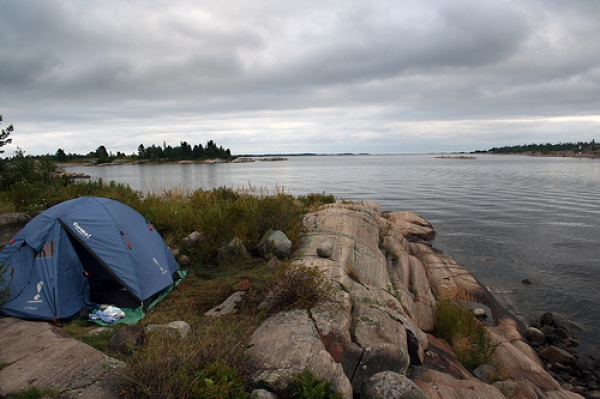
[435, 155, 476, 160]
[474, 140, 599, 158]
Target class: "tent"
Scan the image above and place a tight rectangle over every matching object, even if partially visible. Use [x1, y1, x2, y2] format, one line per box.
[0, 196, 181, 322]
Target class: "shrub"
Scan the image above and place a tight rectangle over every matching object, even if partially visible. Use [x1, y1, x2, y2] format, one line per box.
[435, 293, 499, 371]
[290, 368, 342, 399]
[244, 262, 330, 314]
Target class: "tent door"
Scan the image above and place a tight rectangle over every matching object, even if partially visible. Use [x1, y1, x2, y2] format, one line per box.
[63, 229, 141, 309]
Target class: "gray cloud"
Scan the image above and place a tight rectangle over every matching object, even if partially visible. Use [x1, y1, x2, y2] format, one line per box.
[1, 0, 599, 155]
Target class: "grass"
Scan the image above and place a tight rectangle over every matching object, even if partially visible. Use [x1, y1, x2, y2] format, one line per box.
[2, 173, 338, 398]
[434, 289, 499, 371]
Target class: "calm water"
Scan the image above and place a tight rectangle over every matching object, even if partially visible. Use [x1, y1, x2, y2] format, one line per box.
[67, 154, 600, 354]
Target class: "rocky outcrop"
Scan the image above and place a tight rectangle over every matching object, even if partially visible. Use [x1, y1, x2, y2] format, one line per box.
[245, 200, 583, 398]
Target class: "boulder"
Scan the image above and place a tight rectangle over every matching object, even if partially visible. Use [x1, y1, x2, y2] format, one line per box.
[361, 371, 428, 399]
[539, 346, 577, 366]
[217, 237, 251, 266]
[246, 310, 352, 398]
[256, 230, 292, 259]
[317, 240, 334, 258]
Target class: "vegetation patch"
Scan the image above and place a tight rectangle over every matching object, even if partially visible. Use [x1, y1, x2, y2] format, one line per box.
[435, 290, 499, 371]
[290, 368, 343, 399]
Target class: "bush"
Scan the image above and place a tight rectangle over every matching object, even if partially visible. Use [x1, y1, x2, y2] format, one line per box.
[242, 262, 331, 315]
[435, 293, 499, 371]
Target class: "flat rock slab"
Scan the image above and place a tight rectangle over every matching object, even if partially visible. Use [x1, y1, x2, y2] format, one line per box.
[0, 317, 124, 398]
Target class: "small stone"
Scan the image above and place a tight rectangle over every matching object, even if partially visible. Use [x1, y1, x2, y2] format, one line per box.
[178, 254, 191, 266]
[473, 364, 499, 384]
[145, 321, 192, 340]
[87, 327, 112, 336]
[588, 390, 600, 399]
[522, 278, 533, 285]
[493, 381, 517, 398]
[525, 327, 546, 344]
[251, 389, 277, 399]
[182, 231, 202, 248]
[473, 308, 487, 319]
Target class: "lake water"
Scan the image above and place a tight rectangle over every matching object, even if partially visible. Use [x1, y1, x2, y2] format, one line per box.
[67, 154, 600, 354]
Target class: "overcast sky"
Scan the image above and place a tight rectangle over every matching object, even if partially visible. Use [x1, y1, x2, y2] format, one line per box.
[1, 1, 599, 156]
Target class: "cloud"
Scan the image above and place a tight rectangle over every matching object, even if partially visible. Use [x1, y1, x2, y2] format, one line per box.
[1, 0, 599, 155]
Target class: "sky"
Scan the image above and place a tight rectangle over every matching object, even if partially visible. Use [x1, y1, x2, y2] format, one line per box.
[1, 1, 600, 156]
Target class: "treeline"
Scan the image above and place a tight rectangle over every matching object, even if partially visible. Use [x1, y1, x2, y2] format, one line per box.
[53, 140, 232, 164]
[476, 140, 597, 154]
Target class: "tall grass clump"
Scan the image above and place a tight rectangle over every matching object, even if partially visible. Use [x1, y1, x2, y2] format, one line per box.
[435, 291, 499, 371]
[122, 315, 258, 399]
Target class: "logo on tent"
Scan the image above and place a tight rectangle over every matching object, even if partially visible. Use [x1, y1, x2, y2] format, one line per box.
[73, 222, 92, 239]
[27, 281, 44, 304]
[153, 258, 167, 275]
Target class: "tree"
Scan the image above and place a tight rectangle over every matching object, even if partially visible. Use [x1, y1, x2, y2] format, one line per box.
[0, 115, 13, 154]
[55, 148, 67, 162]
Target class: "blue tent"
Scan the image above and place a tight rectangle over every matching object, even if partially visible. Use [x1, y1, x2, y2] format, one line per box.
[0, 197, 180, 321]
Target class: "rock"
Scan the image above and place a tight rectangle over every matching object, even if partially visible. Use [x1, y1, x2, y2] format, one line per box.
[522, 278, 533, 285]
[473, 364, 499, 384]
[205, 291, 246, 316]
[311, 287, 363, 380]
[317, 240, 334, 258]
[87, 327, 112, 336]
[266, 257, 281, 270]
[540, 312, 555, 327]
[492, 380, 518, 398]
[385, 211, 436, 241]
[414, 369, 507, 399]
[539, 346, 577, 365]
[525, 326, 546, 344]
[256, 230, 292, 259]
[473, 308, 487, 319]
[217, 237, 251, 266]
[178, 254, 191, 266]
[589, 391, 600, 399]
[251, 389, 277, 399]
[107, 326, 145, 354]
[145, 321, 192, 339]
[245, 310, 352, 398]
[182, 231, 202, 248]
[361, 371, 428, 399]
[0, 317, 124, 398]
